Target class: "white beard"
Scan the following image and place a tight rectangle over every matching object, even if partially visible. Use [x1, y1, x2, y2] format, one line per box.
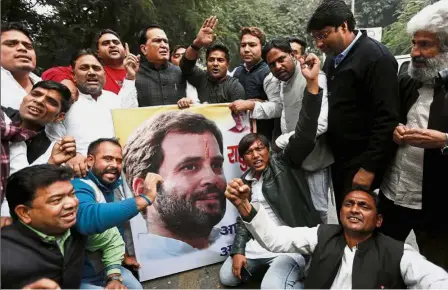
[408, 51, 448, 82]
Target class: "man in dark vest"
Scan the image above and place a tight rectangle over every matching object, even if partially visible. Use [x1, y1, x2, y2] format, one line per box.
[225, 183, 448, 289]
[379, 0, 448, 270]
[1, 164, 126, 289]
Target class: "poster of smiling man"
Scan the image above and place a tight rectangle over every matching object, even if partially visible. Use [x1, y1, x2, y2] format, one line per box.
[112, 104, 250, 281]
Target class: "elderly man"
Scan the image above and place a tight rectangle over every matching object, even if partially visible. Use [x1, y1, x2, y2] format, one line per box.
[379, 0, 448, 270]
[1, 22, 41, 109]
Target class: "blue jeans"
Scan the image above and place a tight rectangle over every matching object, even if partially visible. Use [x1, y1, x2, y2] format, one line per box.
[219, 255, 304, 289]
[80, 266, 142, 289]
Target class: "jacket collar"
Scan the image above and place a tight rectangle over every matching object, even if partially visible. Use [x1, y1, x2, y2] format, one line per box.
[141, 56, 169, 71]
[84, 170, 122, 193]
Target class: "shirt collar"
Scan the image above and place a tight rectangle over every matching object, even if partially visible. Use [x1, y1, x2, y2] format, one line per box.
[243, 60, 264, 72]
[85, 170, 123, 192]
[20, 220, 71, 244]
[334, 30, 362, 67]
[77, 90, 104, 101]
[142, 57, 169, 70]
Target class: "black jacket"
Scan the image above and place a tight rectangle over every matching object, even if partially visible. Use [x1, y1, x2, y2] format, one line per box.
[1, 221, 87, 289]
[305, 225, 405, 289]
[397, 74, 448, 228]
[323, 31, 399, 178]
[180, 57, 246, 103]
[2, 106, 51, 164]
[136, 58, 186, 107]
[230, 88, 324, 256]
[233, 61, 277, 140]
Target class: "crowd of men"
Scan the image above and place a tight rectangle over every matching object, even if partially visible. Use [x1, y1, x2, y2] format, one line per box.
[1, 0, 448, 288]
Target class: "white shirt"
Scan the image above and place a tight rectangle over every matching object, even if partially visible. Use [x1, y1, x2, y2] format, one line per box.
[244, 171, 306, 265]
[45, 79, 138, 155]
[381, 84, 433, 209]
[1, 67, 41, 109]
[245, 204, 448, 289]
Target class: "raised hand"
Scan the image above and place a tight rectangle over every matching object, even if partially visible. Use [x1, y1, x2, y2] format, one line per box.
[193, 16, 218, 48]
[299, 53, 320, 82]
[124, 42, 141, 80]
[48, 136, 77, 165]
[142, 172, 164, 203]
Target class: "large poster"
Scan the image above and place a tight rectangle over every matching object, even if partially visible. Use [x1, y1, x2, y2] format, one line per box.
[112, 104, 250, 281]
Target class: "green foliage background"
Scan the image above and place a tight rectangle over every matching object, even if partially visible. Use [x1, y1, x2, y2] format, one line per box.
[1, 0, 439, 73]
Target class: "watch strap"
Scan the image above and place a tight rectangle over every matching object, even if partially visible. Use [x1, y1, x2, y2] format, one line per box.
[139, 194, 152, 206]
[190, 43, 201, 51]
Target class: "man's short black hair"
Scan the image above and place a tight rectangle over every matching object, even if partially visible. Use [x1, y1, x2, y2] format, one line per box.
[170, 45, 187, 57]
[6, 165, 74, 219]
[343, 185, 381, 213]
[238, 133, 270, 159]
[32, 80, 72, 114]
[1, 21, 33, 42]
[206, 43, 230, 62]
[70, 48, 103, 69]
[138, 24, 162, 46]
[87, 138, 121, 156]
[93, 29, 122, 49]
[289, 36, 307, 55]
[261, 37, 292, 63]
[307, 0, 356, 33]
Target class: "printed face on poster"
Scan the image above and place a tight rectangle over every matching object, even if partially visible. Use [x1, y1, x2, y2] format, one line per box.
[112, 104, 251, 281]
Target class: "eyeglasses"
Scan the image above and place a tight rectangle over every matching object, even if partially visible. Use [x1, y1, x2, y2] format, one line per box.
[244, 146, 266, 156]
[311, 29, 333, 42]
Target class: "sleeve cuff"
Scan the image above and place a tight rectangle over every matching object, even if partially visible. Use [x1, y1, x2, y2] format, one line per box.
[122, 78, 136, 85]
[105, 265, 122, 276]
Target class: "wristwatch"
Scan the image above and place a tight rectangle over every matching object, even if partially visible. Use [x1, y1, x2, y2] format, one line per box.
[190, 43, 201, 51]
[441, 133, 448, 155]
[106, 275, 123, 283]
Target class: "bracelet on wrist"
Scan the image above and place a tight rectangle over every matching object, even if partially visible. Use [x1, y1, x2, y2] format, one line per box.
[139, 194, 152, 206]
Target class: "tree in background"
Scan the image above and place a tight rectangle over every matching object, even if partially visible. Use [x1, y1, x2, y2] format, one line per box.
[1, 0, 439, 72]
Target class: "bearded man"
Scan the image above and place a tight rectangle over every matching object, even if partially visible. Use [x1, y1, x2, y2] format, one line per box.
[379, 0, 448, 270]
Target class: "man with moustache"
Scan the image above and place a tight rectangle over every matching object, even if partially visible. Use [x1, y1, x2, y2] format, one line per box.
[225, 183, 448, 289]
[1, 165, 126, 289]
[1, 22, 41, 109]
[136, 25, 187, 107]
[379, 1, 448, 270]
[42, 29, 134, 100]
[72, 138, 165, 289]
[45, 49, 138, 158]
[177, 16, 245, 108]
[123, 111, 228, 262]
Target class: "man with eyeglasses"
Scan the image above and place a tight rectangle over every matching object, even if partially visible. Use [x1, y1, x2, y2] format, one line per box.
[219, 53, 324, 289]
[307, 0, 399, 215]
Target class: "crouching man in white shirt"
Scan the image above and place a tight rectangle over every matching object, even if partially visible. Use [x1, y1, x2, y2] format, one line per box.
[225, 182, 448, 289]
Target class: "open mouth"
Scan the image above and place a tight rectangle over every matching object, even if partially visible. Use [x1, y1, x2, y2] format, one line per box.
[109, 49, 120, 55]
[212, 68, 220, 74]
[87, 79, 99, 84]
[61, 211, 76, 221]
[28, 105, 42, 115]
[348, 216, 362, 223]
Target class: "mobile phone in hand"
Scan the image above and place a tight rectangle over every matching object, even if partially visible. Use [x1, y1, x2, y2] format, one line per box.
[240, 266, 252, 282]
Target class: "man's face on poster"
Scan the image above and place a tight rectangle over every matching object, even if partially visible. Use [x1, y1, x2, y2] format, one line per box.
[154, 131, 227, 233]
